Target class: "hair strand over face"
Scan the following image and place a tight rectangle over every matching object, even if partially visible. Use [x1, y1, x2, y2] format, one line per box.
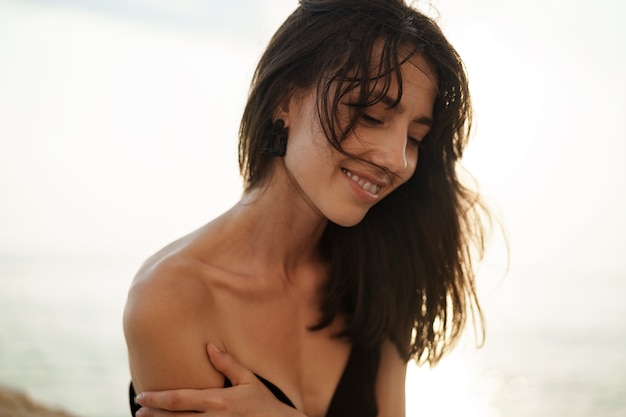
[239, 0, 489, 367]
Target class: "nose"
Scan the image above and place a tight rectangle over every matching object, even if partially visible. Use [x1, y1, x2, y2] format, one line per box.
[369, 128, 413, 174]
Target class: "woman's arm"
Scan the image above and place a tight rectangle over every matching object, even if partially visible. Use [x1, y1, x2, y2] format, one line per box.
[134, 344, 308, 417]
[375, 340, 408, 417]
[124, 265, 308, 416]
[123, 266, 224, 393]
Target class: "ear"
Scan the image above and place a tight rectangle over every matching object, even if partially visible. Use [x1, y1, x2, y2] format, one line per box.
[274, 86, 311, 128]
[274, 88, 312, 128]
[273, 95, 293, 128]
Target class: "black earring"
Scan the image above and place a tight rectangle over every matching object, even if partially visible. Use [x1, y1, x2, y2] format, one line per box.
[261, 119, 288, 157]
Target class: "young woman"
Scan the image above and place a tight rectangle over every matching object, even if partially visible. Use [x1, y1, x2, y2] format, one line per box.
[124, 0, 488, 416]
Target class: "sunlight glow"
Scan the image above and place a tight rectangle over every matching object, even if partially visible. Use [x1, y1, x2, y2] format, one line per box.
[406, 348, 500, 417]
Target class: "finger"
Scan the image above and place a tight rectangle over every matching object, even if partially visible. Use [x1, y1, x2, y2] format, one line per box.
[135, 389, 220, 412]
[207, 343, 255, 386]
[136, 407, 200, 417]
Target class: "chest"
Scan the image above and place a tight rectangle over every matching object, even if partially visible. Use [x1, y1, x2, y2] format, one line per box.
[214, 294, 352, 416]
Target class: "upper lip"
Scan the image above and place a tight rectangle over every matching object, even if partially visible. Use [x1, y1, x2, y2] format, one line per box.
[341, 166, 390, 189]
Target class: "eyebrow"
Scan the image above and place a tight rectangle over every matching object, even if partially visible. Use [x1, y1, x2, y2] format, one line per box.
[379, 94, 433, 128]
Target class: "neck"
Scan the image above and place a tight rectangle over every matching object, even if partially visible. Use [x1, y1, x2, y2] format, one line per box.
[211, 176, 329, 279]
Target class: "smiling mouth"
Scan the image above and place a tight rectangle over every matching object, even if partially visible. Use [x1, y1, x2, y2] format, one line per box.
[342, 168, 382, 195]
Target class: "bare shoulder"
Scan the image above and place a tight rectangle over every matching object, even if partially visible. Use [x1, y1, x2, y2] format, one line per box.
[123, 243, 224, 393]
[126, 249, 214, 323]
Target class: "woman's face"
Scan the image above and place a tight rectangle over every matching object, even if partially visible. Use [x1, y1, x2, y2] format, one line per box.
[279, 53, 437, 227]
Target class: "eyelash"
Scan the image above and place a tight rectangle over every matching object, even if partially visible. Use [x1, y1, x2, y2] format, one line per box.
[361, 113, 424, 148]
[361, 113, 382, 125]
[408, 136, 423, 148]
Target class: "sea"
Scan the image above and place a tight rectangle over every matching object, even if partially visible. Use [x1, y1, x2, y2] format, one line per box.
[1, 253, 625, 417]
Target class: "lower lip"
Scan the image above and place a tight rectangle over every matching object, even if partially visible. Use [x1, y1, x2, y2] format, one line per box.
[342, 169, 381, 203]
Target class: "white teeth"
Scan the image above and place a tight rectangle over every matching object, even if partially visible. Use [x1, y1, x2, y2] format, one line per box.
[342, 169, 381, 194]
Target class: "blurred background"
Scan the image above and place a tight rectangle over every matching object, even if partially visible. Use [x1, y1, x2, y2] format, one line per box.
[1, 0, 625, 416]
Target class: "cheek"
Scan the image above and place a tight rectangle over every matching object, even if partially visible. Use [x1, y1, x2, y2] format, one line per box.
[288, 126, 333, 163]
[284, 124, 337, 180]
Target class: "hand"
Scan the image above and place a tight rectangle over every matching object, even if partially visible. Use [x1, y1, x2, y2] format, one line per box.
[135, 344, 304, 417]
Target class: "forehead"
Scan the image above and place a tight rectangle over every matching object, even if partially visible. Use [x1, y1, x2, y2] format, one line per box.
[370, 42, 437, 89]
[400, 53, 438, 93]
[298, 40, 438, 111]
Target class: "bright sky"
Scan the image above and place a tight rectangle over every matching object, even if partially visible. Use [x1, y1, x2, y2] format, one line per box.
[0, 0, 624, 292]
[1, 1, 624, 415]
[2, 0, 624, 269]
[0, 0, 282, 257]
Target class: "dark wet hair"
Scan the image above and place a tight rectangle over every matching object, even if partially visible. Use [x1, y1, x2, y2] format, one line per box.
[239, 0, 487, 365]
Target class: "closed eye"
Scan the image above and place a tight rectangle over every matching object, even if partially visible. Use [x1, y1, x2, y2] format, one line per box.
[408, 134, 427, 148]
[361, 113, 383, 125]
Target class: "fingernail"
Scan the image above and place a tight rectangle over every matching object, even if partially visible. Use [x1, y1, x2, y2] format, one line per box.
[135, 393, 144, 405]
[209, 343, 222, 354]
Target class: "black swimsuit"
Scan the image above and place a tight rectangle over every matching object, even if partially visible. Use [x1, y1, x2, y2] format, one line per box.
[129, 346, 379, 417]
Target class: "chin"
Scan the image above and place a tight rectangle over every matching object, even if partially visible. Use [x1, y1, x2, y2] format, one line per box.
[328, 211, 369, 228]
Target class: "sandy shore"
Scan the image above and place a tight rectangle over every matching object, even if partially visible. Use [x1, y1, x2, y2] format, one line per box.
[0, 386, 82, 417]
